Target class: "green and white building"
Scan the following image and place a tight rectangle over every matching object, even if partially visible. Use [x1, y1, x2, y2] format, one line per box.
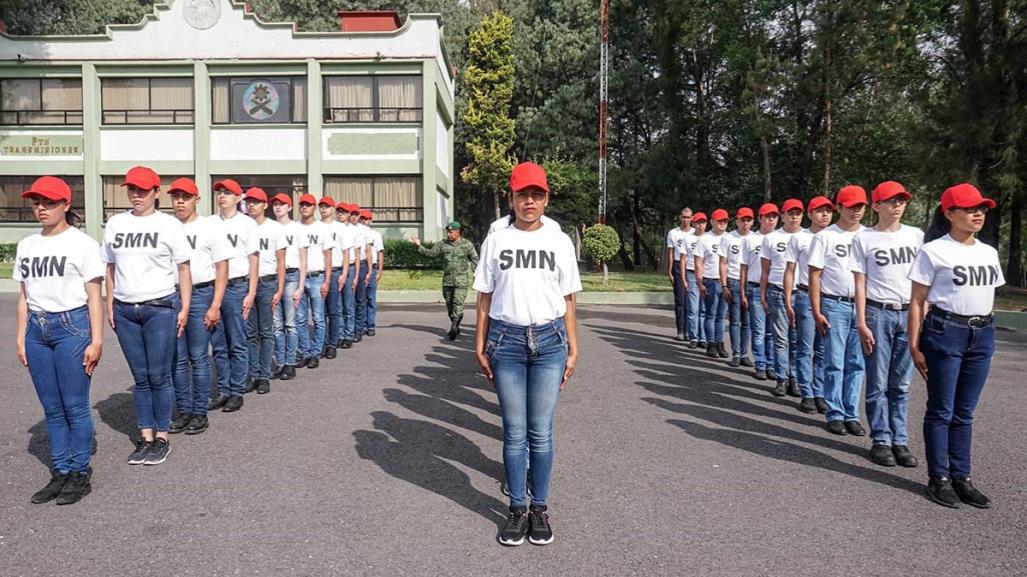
[0, 0, 456, 242]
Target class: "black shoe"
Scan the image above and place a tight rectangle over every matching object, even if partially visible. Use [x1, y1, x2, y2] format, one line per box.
[354, 335, 363, 343]
[674, 331, 685, 341]
[127, 439, 153, 464]
[244, 378, 257, 394]
[925, 477, 961, 509]
[184, 414, 208, 435]
[705, 343, 718, 358]
[717, 342, 729, 358]
[341, 340, 353, 349]
[498, 507, 530, 546]
[31, 470, 69, 504]
[687, 340, 698, 349]
[951, 477, 991, 508]
[786, 380, 801, 398]
[324, 346, 337, 359]
[869, 444, 897, 467]
[143, 438, 171, 465]
[447, 328, 457, 341]
[767, 369, 778, 381]
[740, 357, 754, 368]
[169, 413, 192, 434]
[257, 379, 270, 394]
[307, 357, 320, 369]
[798, 397, 817, 413]
[771, 381, 787, 397]
[826, 421, 847, 435]
[270, 365, 283, 380]
[295, 357, 309, 369]
[814, 397, 828, 414]
[222, 395, 244, 412]
[528, 505, 554, 545]
[754, 370, 767, 381]
[208, 394, 230, 411]
[280, 365, 296, 380]
[729, 356, 741, 367]
[697, 340, 707, 349]
[892, 445, 918, 468]
[844, 421, 866, 436]
[367, 329, 376, 336]
[56, 468, 91, 505]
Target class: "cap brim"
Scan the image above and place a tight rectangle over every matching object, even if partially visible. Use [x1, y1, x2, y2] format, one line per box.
[120, 178, 157, 190]
[875, 191, 911, 203]
[21, 190, 67, 201]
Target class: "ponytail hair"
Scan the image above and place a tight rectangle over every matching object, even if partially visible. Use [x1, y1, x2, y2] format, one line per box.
[65, 209, 82, 227]
[924, 207, 950, 242]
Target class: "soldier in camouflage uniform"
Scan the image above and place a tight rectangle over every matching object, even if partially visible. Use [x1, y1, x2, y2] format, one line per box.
[412, 221, 479, 340]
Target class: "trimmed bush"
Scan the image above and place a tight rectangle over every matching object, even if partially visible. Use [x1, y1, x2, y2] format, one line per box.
[0, 243, 15, 262]
[383, 239, 444, 269]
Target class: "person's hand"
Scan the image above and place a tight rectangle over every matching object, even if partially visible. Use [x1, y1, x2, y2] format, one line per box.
[815, 313, 830, 337]
[786, 305, 796, 328]
[351, 278, 358, 291]
[337, 275, 346, 291]
[176, 309, 188, 337]
[242, 293, 255, 320]
[912, 347, 928, 381]
[859, 323, 875, 355]
[292, 288, 303, 306]
[17, 338, 27, 367]
[761, 297, 769, 314]
[376, 270, 382, 283]
[721, 285, 732, 304]
[204, 306, 221, 329]
[82, 342, 102, 376]
[364, 272, 372, 286]
[320, 281, 329, 299]
[668, 271, 674, 285]
[561, 350, 578, 390]
[699, 282, 707, 298]
[411, 237, 421, 247]
[272, 291, 283, 308]
[107, 301, 116, 329]
[476, 349, 493, 384]
[740, 292, 748, 309]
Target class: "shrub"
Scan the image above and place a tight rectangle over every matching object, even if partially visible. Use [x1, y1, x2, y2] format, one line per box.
[0, 243, 15, 262]
[383, 239, 444, 269]
[581, 224, 620, 285]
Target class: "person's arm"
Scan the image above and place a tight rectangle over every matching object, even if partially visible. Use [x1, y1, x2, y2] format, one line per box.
[719, 256, 731, 303]
[321, 248, 332, 297]
[759, 257, 771, 313]
[667, 246, 676, 284]
[678, 256, 688, 290]
[908, 281, 930, 381]
[809, 267, 829, 336]
[695, 253, 706, 297]
[82, 279, 104, 375]
[474, 291, 494, 384]
[562, 293, 578, 389]
[177, 263, 192, 338]
[364, 242, 374, 283]
[338, 249, 350, 291]
[105, 263, 116, 329]
[738, 262, 749, 308]
[295, 247, 307, 305]
[16, 284, 28, 367]
[783, 262, 797, 327]
[273, 248, 286, 307]
[376, 249, 384, 281]
[854, 271, 874, 354]
[243, 253, 259, 319]
[207, 261, 228, 328]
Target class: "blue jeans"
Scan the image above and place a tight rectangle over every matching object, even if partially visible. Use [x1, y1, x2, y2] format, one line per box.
[25, 306, 94, 473]
[672, 264, 686, 333]
[325, 268, 343, 346]
[703, 278, 726, 343]
[821, 297, 865, 422]
[366, 267, 379, 331]
[747, 283, 772, 370]
[793, 289, 825, 398]
[487, 318, 568, 508]
[114, 293, 179, 432]
[686, 270, 704, 342]
[342, 264, 357, 341]
[767, 285, 797, 382]
[173, 285, 213, 416]
[273, 270, 300, 366]
[211, 281, 250, 397]
[920, 312, 994, 479]
[727, 278, 749, 356]
[863, 305, 913, 446]
[247, 277, 277, 380]
[296, 272, 326, 359]
[355, 261, 368, 336]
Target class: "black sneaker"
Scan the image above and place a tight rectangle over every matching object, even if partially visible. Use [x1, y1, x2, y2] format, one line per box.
[169, 413, 192, 434]
[528, 505, 554, 545]
[767, 369, 778, 381]
[740, 357, 754, 368]
[729, 356, 741, 367]
[341, 340, 353, 349]
[814, 397, 829, 414]
[705, 343, 718, 358]
[354, 334, 363, 343]
[771, 381, 787, 397]
[307, 357, 320, 369]
[674, 331, 685, 341]
[257, 379, 270, 394]
[826, 421, 847, 435]
[208, 394, 230, 411]
[754, 370, 767, 381]
[952, 477, 991, 508]
[367, 329, 376, 336]
[447, 328, 457, 341]
[324, 346, 337, 359]
[295, 357, 309, 369]
[786, 380, 800, 397]
[143, 438, 171, 465]
[869, 444, 897, 467]
[798, 397, 817, 413]
[30, 470, 69, 504]
[184, 414, 209, 435]
[280, 365, 296, 380]
[697, 341, 707, 349]
[222, 395, 244, 412]
[244, 378, 257, 394]
[717, 342, 729, 358]
[56, 468, 91, 505]
[498, 507, 530, 546]
[127, 439, 152, 464]
[687, 340, 698, 349]
[270, 365, 283, 380]
[892, 445, 918, 468]
[925, 477, 961, 509]
[844, 421, 866, 436]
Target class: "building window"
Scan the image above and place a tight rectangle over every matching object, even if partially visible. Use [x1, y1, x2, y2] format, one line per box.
[101, 77, 194, 125]
[0, 175, 86, 223]
[102, 175, 188, 222]
[323, 76, 422, 123]
[324, 176, 422, 222]
[211, 175, 307, 217]
[0, 78, 83, 125]
[211, 77, 306, 124]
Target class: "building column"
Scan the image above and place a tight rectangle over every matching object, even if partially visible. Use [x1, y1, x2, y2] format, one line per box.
[193, 62, 212, 215]
[306, 59, 323, 198]
[81, 63, 102, 239]
[421, 60, 439, 242]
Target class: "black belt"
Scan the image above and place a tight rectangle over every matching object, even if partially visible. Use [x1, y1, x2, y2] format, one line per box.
[929, 308, 993, 328]
[259, 273, 277, 282]
[332, 267, 343, 272]
[114, 297, 175, 309]
[193, 280, 214, 290]
[796, 284, 809, 292]
[747, 282, 760, 288]
[308, 271, 324, 278]
[867, 298, 908, 311]
[822, 293, 854, 303]
[286, 267, 299, 274]
[227, 276, 247, 287]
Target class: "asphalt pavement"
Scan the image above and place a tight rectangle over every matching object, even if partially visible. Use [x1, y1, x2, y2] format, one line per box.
[1, 296, 1025, 576]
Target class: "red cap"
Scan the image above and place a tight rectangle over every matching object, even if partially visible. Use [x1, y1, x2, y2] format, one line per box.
[318, 196, 335, 207]
[359, 209, 372, 220]
[298, 193, 318, 206]
[510, 162, 550, 193]
[121, 165, 160, 190]
[270, 193, 292, 206]
[758, 202, 779, 216]
[22, 176, 72, 203]
[711, 208, 729, 221]
[335, 201, 348, 211]
[691, 212, 708, 223]
[166, 178, 199, 197]
[941, 183, 995, 211]
[735, 207, 754, 219]
[782, 198, 804, 213]
[807, 195, 835, 212]
[212, 179, 243, 195]
[348, 204, 362, 214]
[872, 181, 911, 203]
[244, 187, 268, 203]
[835, 185, 868, 207]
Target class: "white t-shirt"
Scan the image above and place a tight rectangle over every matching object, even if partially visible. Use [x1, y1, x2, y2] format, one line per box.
[807, 224, 864, 298]
[214, 211, 259, 280]
[255, 219, 286, 277]
[323, 220, 346, 269]
[851, 225, 924, 305]
[103, 211, 191, 302]
[683, 232, 701, 271]
[300, 220, 332, 273]
[908, 234, 1005, 316]
[473, 226, 582, 326]
[719, 230, 746, 280]
[696, 232, 724, 279]
[761, 229, 799, 288]
[183, 215, 232, 285]
[666, 227, 692, 262]
[279, 220, 311, 270]
[355, 223, 375, 261]
[14, 227, 105, 313]
[741, 231, 766, 284]
[785, 229, 816, 287]
[487, 214, 559, 236]
[368, 228, 385, 265]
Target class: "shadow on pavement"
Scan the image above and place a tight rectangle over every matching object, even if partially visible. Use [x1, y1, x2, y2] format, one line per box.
[94, 392, 137, 442]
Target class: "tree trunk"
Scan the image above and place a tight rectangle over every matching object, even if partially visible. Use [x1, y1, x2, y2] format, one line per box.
[1008, 194, 1023, 287]
[492, 187, 502, 220]
[820, 2, 834, 196]
[602, 261, 609, 286]
[631, 192, 642, 266]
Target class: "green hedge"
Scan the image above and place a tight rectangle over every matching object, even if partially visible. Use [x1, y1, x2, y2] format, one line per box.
[383, 239, 444, 270]
[0, 243, 15, 262]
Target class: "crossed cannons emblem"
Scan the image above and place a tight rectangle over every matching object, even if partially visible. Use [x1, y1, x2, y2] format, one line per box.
[248, 83, 275, 116]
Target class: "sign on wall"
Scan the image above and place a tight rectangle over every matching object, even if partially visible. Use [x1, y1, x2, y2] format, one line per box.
[230, 78, 293, 124]
[0, 134, 83, 156]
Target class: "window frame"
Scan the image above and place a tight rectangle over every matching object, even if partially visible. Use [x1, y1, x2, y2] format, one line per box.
[324, 175, 423, 223]
[322, 75, 424, 124]
[0, 175, 86, 224]
[210, 76, 307, 126]
[100, 77, 195, 126]
[0, 78, 84, 126]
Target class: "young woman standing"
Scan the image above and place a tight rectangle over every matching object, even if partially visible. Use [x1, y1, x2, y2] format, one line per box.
[270, 194, 308, 380]
[681, 213, 707, 347]
[103, 165, 191, 465]
[246, 188, 286, 394]
[666, 208, 693, 341]
[719, 208, 752, 366]
[909, 183, 1003, 509]
[762, 199, 804, 396]
[696, 209, 729, 358]
[15, 176, 104, 505]
[740, 204, 778, 379]
[475, 162, 580, 547]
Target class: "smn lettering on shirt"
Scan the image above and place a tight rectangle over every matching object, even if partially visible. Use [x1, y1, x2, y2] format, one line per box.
[873, 246, 917, 267]
[834, 244, 851, 258]
[498, 249, 557, 271]
[227, 234, 239, 248]
[260, 238, 270, 251]
[953, 265, 1001, 287]
[112, 232, 158, 249]
[19, 255, 67, 278]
